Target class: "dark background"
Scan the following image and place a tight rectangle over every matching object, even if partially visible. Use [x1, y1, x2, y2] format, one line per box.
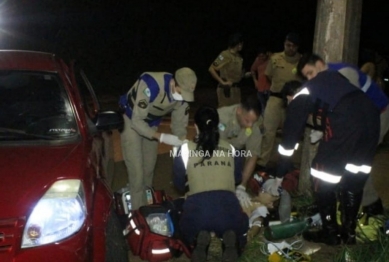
[0, 0, 387, 95]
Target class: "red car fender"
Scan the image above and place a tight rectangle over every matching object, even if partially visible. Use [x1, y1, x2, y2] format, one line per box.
[91, 179, 114, 262]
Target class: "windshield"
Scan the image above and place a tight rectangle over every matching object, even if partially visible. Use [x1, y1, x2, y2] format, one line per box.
[0, 71, 79, 141]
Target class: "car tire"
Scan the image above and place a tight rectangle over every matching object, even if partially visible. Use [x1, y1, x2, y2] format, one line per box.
[105, 208, 129, 262]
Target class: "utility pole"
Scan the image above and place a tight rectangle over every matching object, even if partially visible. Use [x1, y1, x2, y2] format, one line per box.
[298, 0, 363, 196]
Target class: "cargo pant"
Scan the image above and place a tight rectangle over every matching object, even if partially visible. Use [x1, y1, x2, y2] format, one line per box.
[217, 86, 241, 108]
[120, 115, 159, 210]
[257, 96, 285, 166]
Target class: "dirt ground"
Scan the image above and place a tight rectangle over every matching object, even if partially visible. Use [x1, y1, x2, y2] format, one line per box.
[101, 85, 389, 262]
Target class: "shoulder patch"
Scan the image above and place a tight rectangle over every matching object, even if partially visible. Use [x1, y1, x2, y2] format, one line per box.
[185, 106, 190, 115]
[218, 123, 226, 131]
[143, 88, 151, 97]
[138, 99, 148, 109]
[218, 55, 224, 60]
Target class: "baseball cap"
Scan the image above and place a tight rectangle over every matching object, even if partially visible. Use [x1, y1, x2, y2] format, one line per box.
[285, 32, 300, 46]
[175, 67, 197, 102]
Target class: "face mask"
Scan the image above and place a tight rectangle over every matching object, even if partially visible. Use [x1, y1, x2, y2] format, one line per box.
[172, 91, 183, 101]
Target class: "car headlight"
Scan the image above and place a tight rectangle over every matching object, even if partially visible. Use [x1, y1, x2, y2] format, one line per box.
[21, 179, 86, 248]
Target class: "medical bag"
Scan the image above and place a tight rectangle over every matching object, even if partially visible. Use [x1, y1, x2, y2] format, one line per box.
[124, 204, 190, 262]
[114, 186, 172, 215]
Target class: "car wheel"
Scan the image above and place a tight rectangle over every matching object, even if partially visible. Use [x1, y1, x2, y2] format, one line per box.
[105, 208, 129, 262]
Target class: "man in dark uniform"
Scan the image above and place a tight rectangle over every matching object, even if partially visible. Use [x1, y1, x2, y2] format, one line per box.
[119, 67, 197, 210]
[268, 70, 380, 245]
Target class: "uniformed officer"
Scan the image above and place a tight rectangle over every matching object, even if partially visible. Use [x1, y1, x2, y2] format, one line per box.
[270, 70, 380, 245]
[209, 33, 249, 108]
[173, 106, 248, 262]
[297, 53, 389, 144]
[297, 53, 389, 212]
[119, 67, 197, 210]
[216, 96, 263, 207]
[257, 32, 302, 170]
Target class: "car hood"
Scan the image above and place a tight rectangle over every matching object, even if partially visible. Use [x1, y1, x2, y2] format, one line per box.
[0, 142, 86, 217]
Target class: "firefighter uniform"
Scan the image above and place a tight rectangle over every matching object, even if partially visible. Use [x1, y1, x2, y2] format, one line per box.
[276, 70, 380, 245]
[211, 50, 244, 107]
[173, 140, 248, 250]
[326, 63, 389, 207]
[328, 63, 389, 145]
[217, 104, 263, 154]
[257, 51, 301, 167]
[119, 72, 191, 210]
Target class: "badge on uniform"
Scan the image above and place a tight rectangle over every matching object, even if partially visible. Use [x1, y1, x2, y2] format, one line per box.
[218, 123, 226, 132]
[138, 99, 148, 109]
[292, 67, 297, 75]
[143, 88, 151, 97]
[245, 128, 252, 136]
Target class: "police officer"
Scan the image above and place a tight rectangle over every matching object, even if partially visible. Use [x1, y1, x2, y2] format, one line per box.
[216, 96, 263, 205]
[257, 32, 302, 170]
[209, 33, 249, 108]
[119, 67, 197, 210]
[269, 70, 380, 245]
[173, 106, 248, 262]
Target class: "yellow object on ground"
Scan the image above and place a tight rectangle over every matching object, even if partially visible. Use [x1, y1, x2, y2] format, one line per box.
[268, 250, 311, 262]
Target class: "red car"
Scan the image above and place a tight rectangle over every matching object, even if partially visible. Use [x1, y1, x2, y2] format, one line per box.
[0, 50, 128, 262]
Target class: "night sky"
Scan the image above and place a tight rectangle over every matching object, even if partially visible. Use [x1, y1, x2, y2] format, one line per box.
[0, 0, 387, 94]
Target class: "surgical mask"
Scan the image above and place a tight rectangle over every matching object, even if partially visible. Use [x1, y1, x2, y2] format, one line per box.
[172, 91, 183, 101]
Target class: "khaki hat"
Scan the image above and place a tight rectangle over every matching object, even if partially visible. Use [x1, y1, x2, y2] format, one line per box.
[175, 67, 197, 102]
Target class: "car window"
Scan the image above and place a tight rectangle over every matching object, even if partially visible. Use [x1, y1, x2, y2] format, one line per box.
[0, 71, 79, 141]
[74, 69, 100, 121]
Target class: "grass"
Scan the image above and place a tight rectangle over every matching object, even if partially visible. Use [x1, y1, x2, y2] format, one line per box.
[238, 194, 389, 262]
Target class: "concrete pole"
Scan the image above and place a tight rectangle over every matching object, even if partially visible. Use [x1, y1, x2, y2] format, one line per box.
[313, 0, 363, 64]
[298, 0, 363, 196]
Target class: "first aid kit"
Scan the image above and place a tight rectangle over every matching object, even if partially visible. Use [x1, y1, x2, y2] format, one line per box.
[124, 204, 190, 262]
[114, 186, 171, 215]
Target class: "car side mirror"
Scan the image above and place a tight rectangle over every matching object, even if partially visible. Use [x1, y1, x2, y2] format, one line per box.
[95, 111, 124, 131]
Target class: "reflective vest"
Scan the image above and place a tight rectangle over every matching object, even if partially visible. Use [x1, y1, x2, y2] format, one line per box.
[181, 140, 236, 196]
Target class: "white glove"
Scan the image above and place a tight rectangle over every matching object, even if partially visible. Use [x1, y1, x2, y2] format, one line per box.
[159, 133, 183, 146]
[310, 130, 323, 144]
[263, 178, 283, 196]
[235, 185, 252, 208]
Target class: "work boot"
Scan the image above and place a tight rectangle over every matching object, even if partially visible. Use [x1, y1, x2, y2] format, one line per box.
[303, 191, 341, 245]
[191, 231, 211, 262]
[339, 190, 363, 245]
[221, 230, 238, 262]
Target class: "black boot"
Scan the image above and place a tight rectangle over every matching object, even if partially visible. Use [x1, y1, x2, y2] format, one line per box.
[339, 190, 363, 245]
[303, 191, 341, 245]
[221, 230, 238, 262]
[191, 231, 211, 262]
